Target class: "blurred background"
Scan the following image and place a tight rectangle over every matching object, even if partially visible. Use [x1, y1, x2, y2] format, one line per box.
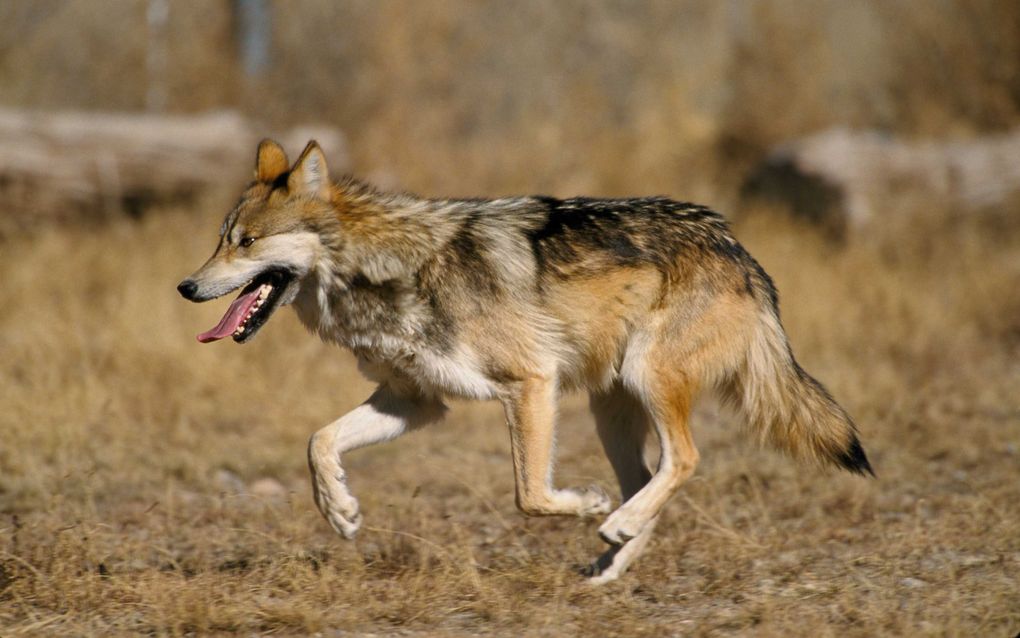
[4, 0, 1020, 210]
[1, 2, 1019, 635]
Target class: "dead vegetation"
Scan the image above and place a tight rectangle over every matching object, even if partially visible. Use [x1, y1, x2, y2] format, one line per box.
[2, 1, 1019, 635]
[0, 196, 1017, 636]
[5, 1, 1019, 201]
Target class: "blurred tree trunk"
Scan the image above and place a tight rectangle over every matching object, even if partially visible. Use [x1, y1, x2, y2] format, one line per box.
[233, 0, 271, 79]
[146, 0, 169, 111]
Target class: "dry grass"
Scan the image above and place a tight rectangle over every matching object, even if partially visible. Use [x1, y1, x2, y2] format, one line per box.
[1, 194, 1018, 636]
[3, 5, 1020, 633]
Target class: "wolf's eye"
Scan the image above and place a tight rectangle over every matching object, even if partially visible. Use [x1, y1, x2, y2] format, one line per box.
[240, 237, 256, 248]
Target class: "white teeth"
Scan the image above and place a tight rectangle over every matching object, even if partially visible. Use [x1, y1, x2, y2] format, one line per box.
[235, 284, 275, 337]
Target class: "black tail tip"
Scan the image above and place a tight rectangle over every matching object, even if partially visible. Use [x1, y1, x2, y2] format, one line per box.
[835, 436, 875, 477]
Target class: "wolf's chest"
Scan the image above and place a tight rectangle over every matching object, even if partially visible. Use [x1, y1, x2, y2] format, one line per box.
[293, 276, 411, 345]
[292, 275, 499, 400]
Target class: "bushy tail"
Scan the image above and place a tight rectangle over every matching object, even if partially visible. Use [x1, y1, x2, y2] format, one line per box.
[722, 308, 874, 476]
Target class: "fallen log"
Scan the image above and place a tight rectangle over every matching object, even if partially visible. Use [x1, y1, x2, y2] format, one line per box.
[741, 127, 1020, 232]
[0, 109, 348, 236]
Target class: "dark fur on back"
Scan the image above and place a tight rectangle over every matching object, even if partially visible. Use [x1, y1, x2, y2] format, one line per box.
[525, 196, 742, 275]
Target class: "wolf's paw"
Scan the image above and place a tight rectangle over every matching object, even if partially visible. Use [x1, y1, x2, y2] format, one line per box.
[598, 508, 647, 546]
[580, 552, 622, 586]
[585, 568, 622, 586]
[312, 476, 363, 539]
[519, 486, 612, 517]
[572, 485, 612, 517]
[547, 485, 611, 517]
[324, 504, 363, 540]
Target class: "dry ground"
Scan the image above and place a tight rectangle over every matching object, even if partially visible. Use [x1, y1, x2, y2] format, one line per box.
[1, 199, 1018, 636]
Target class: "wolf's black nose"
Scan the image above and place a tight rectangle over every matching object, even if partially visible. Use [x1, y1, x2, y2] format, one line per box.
[177, 279, 198, 300]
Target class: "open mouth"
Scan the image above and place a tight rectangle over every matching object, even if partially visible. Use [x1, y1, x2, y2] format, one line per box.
[196, 269, 294, 344]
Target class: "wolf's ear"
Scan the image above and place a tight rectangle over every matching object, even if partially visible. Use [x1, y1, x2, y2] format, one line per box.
[288, 141, 331, 200]
[255, 139, 290, 183]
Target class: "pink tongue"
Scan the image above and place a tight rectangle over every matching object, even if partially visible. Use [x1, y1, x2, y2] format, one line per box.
[196, 287, 262, 343]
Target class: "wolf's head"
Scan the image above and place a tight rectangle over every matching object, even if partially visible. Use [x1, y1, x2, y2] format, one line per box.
[177, 139, 334, 343]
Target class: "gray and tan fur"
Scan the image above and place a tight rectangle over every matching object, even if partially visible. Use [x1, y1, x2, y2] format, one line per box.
[178, 140, 873, 583]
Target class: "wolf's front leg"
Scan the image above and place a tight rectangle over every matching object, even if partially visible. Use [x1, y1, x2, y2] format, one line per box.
[308, 383, 446, 538]
[501, 377, 611, 517]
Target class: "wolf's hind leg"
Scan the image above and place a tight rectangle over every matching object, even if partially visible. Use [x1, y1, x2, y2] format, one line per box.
[308, 383, 445, 538]
[598, 368, 699, 546]
[502, 377, 611, 517]
[586, 383, 657, 582]
[590, 383, 653, 502]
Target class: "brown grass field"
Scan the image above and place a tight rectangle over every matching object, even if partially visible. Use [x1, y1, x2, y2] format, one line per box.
[2, 4, 1020, 634]
[1, 193, 1018, 636]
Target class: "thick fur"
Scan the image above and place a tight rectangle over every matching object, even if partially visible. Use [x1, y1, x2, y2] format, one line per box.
[179, 140, 872, 583]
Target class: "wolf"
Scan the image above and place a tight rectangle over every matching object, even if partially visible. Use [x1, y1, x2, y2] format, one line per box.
[178, 140, 873, 583]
